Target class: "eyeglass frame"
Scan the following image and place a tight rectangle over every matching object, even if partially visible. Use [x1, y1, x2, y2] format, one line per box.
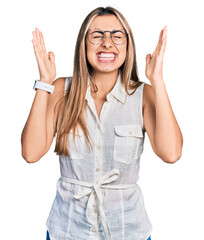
[86, 28, 129, 45]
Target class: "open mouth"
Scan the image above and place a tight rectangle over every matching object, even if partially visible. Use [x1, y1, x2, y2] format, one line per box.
[97, 52, 116, 62]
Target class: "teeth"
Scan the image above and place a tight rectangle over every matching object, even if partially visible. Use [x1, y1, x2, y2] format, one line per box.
[98, 53, 115, 59]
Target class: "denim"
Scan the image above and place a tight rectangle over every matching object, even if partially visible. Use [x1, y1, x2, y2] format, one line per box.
[46, 231, 50, 240]
[46, 230, 151, 240]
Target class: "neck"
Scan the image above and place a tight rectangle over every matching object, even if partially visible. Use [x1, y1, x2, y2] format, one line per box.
[91, 70, 119, 99]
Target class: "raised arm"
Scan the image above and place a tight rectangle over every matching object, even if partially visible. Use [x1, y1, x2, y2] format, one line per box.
[21, 27, 65, 163]
[143, 26, 183, 163]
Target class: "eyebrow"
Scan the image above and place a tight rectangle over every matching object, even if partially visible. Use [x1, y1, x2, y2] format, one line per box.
[88, 28, 125, 32]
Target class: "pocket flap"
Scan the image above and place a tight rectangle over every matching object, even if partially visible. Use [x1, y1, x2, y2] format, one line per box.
[114, 124, 143, 138]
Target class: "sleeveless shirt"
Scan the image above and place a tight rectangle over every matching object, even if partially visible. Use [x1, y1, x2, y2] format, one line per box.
[46, 73, 153, 240]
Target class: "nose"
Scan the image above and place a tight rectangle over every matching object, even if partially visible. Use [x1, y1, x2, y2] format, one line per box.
[101, 32, 113, 49]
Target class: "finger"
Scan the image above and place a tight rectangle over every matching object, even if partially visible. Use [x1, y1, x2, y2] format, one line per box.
[154, 29, 163, 55]
[35, 28, 43, 52]
[39, 31, 47, 54]
[32, 31, 42, 59]
[156, 39, 166, 58]
[158, 29, 163, 44]
[157, 26, 167, 46]
[160, 26, 167, 53]
[160, 37, 167, 55]
[36, 28, 41, 41]
[48, 51, 55, 63]
[31, 37, 41, 64]
[32, 31, 40, 54]
[156, 26, 167, 54]
[35, 27, 40, 44]
[32, 30, 45, 63]
[162, 25, 168, 41]
[145, 54, 151, 65]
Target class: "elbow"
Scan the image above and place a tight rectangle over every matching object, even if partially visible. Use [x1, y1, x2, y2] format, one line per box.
[164, 153, 181, 164]
[155, 144, 183, 164]
[162, 149, 182, 164]
[155, 138, 183, 164]
[21, 147, 41, 163]
[21, 139, 45, 164]
[21, 152, 40, 164]
[168, 141, 183, 163]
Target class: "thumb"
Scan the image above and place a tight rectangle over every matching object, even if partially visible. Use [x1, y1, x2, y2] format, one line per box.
[48, 51, 55, 63]
[146, 54, 151, 65]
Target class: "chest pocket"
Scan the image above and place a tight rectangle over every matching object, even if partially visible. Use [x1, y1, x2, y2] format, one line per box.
[113, 124, 144, 164]
[68, 128, 85, 159]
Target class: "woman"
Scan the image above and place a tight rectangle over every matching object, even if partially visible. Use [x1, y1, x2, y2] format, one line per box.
[21, 6, 183, 240]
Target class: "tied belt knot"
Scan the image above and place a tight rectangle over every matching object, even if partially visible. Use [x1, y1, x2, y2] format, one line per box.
[60, 168, 137, 240]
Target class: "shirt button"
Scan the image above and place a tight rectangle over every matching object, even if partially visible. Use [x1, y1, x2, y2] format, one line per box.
[94, 208, 98, 213]
[96, 167, 100, 172]
[96, 145, 101, 150]
[89, 214, 94, 219]
[91, 227, 96, 232]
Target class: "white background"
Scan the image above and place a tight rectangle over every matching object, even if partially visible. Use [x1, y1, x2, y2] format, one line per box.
[0, 0, 204, 239]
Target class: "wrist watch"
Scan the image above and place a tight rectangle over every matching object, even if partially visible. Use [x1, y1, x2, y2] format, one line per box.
[33, 80, 55, 94]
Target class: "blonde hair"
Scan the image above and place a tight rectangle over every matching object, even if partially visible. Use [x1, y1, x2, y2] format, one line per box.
[54, 6, 143, 156]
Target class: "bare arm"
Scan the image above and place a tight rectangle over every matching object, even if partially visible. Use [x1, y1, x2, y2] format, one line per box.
[21, 27, 65, 163]
[143, 83, 183, 163]
[21, 77, 65, 163]
[21, 86, 49, 163]
[143, 26, 183, 163]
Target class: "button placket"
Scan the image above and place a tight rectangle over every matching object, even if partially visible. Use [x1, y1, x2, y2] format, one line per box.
[96, 145, 101, 150]
[91, 227, 96, 232]
[100, 100, 112, 123]
[94, 125, 103, 183]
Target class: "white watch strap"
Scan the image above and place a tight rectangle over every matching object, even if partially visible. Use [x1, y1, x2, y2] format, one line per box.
[33, 80, 55, 94]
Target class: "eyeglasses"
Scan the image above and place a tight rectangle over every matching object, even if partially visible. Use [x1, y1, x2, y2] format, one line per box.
[86, 28, 128, 45]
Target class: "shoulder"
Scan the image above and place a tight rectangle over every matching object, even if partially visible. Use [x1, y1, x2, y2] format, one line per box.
[52, 77, 67, 89]
[52, 77, 72, 96]
[47, 77, 67, 107]
[128, 80, 145, 95]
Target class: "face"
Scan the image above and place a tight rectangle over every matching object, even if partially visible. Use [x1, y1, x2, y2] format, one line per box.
[85, 15, 127, 75]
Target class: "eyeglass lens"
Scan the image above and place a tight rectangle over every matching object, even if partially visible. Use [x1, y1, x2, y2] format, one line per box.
[87, 29, 127, 45]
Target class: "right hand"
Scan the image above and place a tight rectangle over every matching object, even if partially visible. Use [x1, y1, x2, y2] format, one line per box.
[32, 27, 56, 84]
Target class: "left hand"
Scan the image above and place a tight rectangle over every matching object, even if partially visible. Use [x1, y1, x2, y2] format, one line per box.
[145, 25, 167, 85]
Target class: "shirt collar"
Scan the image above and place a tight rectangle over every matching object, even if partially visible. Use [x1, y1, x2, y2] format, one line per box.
[85, 72, 127, 104]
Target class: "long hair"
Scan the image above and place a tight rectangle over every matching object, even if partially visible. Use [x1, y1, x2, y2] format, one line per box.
[54, 6, 143, 156]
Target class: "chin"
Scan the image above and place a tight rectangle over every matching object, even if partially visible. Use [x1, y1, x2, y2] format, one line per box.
[93, 63, 121, 73]
[97, 68, 119, 74]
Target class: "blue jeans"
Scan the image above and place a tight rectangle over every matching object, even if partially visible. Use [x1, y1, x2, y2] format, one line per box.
[46, 231, 50, 240]
[46, 231, 151, 239]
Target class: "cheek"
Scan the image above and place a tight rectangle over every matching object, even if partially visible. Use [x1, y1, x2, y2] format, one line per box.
[86, 46, 96, 65]
[119, 48, 127, 62]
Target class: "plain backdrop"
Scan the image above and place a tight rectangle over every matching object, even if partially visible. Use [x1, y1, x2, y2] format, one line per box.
[0, 0, 204, 239]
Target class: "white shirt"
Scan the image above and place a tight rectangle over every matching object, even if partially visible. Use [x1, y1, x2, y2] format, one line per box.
[46, 73, 152, 240]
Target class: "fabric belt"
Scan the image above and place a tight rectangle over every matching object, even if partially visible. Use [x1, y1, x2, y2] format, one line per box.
[60, 168, 137, 240]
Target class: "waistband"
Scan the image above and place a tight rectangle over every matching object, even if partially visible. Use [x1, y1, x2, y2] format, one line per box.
[60, 168, 137, 240]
